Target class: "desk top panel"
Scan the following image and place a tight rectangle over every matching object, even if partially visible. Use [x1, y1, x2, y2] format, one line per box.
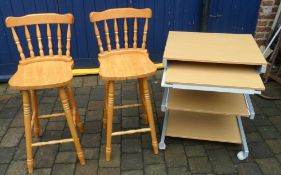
[165, 61, 265, 90]
[164, 31, 267, 66]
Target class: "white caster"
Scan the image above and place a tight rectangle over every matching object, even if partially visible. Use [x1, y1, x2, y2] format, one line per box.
[237, 151, 248, 160]
[159, 142, 166, 150]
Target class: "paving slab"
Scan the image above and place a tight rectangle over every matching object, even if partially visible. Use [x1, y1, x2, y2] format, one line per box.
[144, 164, 167, 175]
[121, 153, 143, 170]
[75, 160, 98, 175]
[0, 128, 23, 147]
[188, 157, 212, 174]
[256, 158, 281, 175]
[0, 74, 280, 174]
[51, 163, 75, 175]
[164, 144, 187, 168]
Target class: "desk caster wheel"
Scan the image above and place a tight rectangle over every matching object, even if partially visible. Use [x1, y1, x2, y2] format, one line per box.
[159, 142, 166, 150]
[237, 151, 247, 160]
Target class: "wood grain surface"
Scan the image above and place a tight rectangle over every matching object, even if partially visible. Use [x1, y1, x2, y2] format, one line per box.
[164, 31, 267, 66]
[166, 110, 242, 144]
[9, 57, 73, 90]
[99, 50, 156, 80]
[165, 61, 265, 90]
[168, 89, 249, 116]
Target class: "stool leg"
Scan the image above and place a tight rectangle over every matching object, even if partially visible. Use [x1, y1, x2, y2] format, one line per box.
[138, 79, 148, 124]
[30, 90, 40, 138]
[141, 78, 159, 154]
[58, 87, 85, 165]
[103, 81, 109, 129]
[22, 90, 33, 173]
[106, 81, 114, 161]
[65, 85, 84, 133]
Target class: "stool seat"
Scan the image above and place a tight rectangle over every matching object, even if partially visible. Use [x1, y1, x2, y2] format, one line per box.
[9, 57, 73, 90]
[99, 50, 157, 81]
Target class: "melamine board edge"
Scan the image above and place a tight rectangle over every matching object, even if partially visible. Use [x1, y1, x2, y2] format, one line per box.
[165, 57, 267, 67]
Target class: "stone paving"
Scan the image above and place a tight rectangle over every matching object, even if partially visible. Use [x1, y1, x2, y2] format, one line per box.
[0, 70, 281, 175]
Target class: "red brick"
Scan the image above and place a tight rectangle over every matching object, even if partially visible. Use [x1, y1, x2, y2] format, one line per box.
[268, 21, 274, 26]
[257, 21, 268, 26]
[259, 14, 276, 19]
[256, 27, 271, 32]
[272, 6, 278, 12]
[262, 0, 274, 6]
[255, 39, 267, 46]
[266, 27, 272, 31]
[264, 32, 271, 38]
[256, 27, 265, 32]
[255, 33, 265, 38]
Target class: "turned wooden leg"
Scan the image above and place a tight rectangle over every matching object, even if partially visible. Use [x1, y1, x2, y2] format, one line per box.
[30, 90, 40, 138]
[138, 79, 148, 124]
[65, 85, 84, 133]
[106, 81, 114, 161]
[58, 87, 85, 165]
[103, 81, 109, 129]
[22, 90, 33, 173]
[141, 78, 159, 154]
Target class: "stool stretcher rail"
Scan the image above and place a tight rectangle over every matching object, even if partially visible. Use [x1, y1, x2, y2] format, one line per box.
[32, 138, 74, 147]
[112, 128, 151, 136]
[113, 104, 142, 110]
[38, 113, 65, 119]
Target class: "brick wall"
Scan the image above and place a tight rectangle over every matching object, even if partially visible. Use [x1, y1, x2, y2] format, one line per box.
[255, 0, 280, 45]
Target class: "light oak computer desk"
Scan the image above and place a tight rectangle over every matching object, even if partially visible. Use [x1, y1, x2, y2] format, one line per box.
[159, 31, 267, 160]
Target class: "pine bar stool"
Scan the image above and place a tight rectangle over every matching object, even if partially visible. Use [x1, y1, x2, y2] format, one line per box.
[5, 13, 85, 173]
[89, 8, 159, 161]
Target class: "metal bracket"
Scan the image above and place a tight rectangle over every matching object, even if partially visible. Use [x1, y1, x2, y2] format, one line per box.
[244, 94, 255, 120]
[159, 87, 169, 150]
[162, 58, 168, 68]
[237, 116, 249, 160]
[159, 110, 169, 150]
[161, 88, 169, 112]
[257, 65, 267, 74]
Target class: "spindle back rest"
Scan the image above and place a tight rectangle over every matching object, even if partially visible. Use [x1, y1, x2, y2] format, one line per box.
[5, 13, 74, 61]
[89, 8, 152, 55]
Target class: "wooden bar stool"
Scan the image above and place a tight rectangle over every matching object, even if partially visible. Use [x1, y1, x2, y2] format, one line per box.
[5, 13, 85, 173]
[89, 8, 159, 161]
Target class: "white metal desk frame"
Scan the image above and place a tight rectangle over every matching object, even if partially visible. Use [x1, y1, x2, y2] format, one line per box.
[159, 59, 259, 160]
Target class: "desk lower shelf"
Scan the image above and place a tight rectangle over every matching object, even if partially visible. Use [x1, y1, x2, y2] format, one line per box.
[168, 89, 249, 116]
[166, 110, 242, 144]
